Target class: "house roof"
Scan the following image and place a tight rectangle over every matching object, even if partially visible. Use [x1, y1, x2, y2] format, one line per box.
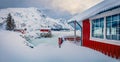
[68, 0, 120, 22]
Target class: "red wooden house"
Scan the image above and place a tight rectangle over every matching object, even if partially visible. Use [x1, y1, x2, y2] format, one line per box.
[40, 28, 52, 37]
[69, 0, 120, 59]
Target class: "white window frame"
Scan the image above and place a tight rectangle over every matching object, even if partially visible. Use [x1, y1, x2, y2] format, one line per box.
[90, 8, 120, 46]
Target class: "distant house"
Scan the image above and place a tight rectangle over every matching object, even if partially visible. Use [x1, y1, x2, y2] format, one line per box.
[69, 0, 120, 59]
[40, 28, 52, 37]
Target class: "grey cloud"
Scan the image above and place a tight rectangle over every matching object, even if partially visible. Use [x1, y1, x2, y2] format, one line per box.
[0, 0, 103, 20]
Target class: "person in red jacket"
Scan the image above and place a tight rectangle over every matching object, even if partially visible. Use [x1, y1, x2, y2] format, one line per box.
[58, 37, 64, 48]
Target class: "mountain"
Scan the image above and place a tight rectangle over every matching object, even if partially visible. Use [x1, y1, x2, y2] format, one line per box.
[0, 7, 69, 31]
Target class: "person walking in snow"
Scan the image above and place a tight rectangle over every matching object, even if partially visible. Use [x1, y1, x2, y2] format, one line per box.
[58, 37, 64, 48]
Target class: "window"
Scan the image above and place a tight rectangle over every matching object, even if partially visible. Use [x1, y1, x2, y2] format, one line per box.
[106, 14, 120, 40]
[92, 18, 104, 38]
[91, 14, 120, 41]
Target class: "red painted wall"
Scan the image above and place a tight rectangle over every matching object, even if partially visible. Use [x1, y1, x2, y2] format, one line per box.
[82, 19, 120, 59]
[82, 19, 90, 47]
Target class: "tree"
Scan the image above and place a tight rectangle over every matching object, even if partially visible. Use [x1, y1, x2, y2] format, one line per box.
[6, 13, 16, 31]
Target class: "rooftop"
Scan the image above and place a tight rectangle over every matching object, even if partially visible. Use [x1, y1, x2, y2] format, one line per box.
[69, 0, 120, 22]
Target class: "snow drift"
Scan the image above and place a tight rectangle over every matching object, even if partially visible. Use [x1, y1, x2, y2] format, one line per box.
[0, 30, 119, 62]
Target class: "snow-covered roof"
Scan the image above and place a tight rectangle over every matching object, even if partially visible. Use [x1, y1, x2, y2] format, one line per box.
[69, 0, 120, 22]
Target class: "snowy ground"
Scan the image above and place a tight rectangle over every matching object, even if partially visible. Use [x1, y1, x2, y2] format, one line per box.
[0, 30, 119, 62]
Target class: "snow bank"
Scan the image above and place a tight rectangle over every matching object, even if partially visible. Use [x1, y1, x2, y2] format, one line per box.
[0, 30, 37, 62]
[0, 30, 119, 62]
[34, 41, 119, 62]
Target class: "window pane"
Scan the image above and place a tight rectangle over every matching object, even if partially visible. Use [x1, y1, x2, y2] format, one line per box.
[119, 25, 120, 40]
[106, 16, 112, 39]
[112, 14, 119, 21]
[106, 26, 112, 39]
[119, 14, 120, 20]
[119, 35, 120, 40]
[118, 14, 120, 40]
[106, 14, 120, 41]
[106, 16, 111, 22]
[111, 27, 117, 40]
[92, 18, 104, 38]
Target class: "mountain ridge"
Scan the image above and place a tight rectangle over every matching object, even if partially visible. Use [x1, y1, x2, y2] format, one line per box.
[0, 7, 70, 31]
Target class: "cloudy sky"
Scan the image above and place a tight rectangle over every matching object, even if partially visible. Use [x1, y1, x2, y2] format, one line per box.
[0, 0, 103, 20]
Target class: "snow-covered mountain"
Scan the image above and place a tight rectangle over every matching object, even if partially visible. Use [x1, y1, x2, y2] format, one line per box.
[0, 7, 69, 31]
